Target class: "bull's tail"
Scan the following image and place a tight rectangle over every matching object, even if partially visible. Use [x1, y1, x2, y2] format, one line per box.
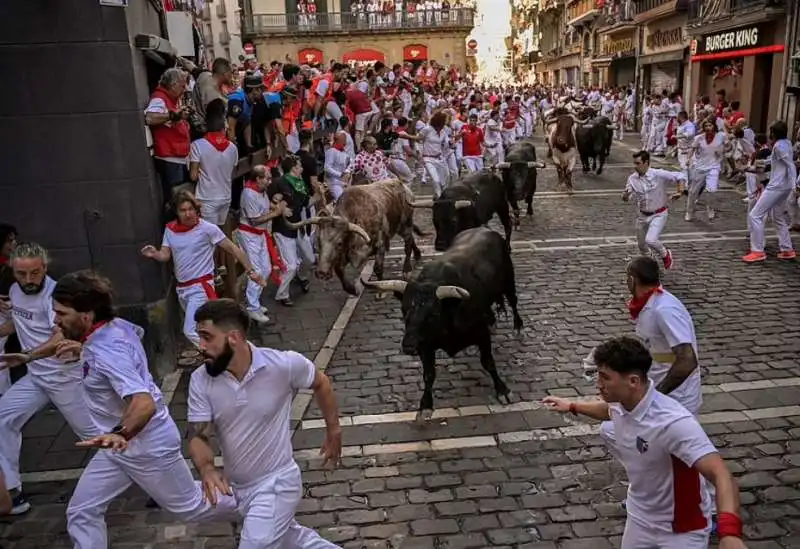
[412, 224, 427, 237]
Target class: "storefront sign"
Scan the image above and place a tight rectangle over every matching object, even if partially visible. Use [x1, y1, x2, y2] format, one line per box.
[700, 27, 761, 54]
[342, 48, 385, 64]
[647, 27, 683, 50]
[692, 23, 784, 61]
[403, 44, 428, 61]
[298, 48, 324, 65]
[604, 37, 633, 55]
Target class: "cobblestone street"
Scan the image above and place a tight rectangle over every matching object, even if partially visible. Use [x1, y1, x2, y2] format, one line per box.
[3, 135, 800, 548]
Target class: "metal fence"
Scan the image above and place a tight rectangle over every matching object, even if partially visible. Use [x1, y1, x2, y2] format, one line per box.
[243, 8, 475, 35]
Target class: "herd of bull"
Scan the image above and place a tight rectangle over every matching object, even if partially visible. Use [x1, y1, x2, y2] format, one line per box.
[288, 121, 613, 421]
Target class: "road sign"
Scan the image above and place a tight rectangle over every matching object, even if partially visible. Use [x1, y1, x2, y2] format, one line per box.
[244, 43, 255, 55]
[467, 39, 478, 49]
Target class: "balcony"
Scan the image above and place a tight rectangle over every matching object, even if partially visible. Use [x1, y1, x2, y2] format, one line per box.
[216, 2, 227, 18]
[567, 0, 600, 26]
[243, 8, 475, 37]
[688, 0, 784, 27]
[597, 0, 635, 30]
[634, 0, 687, 16]
[219, 29, 230, 45]
[200, 4, 211, 20]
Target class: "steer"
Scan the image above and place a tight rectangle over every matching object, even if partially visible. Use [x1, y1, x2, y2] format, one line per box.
[362, 227, 523, 421]
[575, 107, 613, 175]
[410, 170, 513, 251]
[287, 179, 422, 295]
[495, 139, 545, 220]
[546, 111, 578, 192]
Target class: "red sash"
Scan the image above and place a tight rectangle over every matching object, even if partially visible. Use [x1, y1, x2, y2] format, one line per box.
[176, 273, 217, 300]
[238, 224, 287, 285]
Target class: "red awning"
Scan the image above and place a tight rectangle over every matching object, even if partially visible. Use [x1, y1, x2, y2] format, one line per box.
[691, 44, 784, 62]
[342, 48, 386, 63]
[298, 48, 324, 65]
[403, 44, 428, 61]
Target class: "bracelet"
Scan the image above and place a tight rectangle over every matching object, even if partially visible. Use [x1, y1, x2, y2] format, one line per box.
[716, 512, 743, 538]
[111, 424, 132, 441]
[568, 402, 578, 416]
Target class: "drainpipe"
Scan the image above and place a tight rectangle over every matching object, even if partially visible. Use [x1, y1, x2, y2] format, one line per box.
[633, 20, 641, 132]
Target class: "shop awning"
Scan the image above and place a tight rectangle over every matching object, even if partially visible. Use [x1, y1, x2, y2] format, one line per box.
[592, 56, 613, 66]
[403, 44, 428, 61]
[343, 48, 386, 63]
[691, 44, 784, 62]
[638, 48, 686, 66]
[298, 48, 324, 65]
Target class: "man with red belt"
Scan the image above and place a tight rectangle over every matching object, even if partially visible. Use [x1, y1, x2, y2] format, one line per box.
[623, 150, 685, 270]
[236, 165, 291, 324]
[140, 192, 265, 346]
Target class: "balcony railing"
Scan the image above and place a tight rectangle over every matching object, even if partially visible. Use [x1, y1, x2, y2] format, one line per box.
[688, 0, 782, 26]
[219, 29, 230, 44]
[200, 4, 211, 20]
[601, 0, 634, 25]
[243, 8, 475, 36]
[216, 2, 227, 18]
[634, 0, 688, 16]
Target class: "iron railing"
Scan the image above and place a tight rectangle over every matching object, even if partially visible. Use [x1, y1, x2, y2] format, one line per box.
[243, 8, 475, 35]
[687, 0, 782, 25]
[634, 0, 688, 16]
[603, 0, 634, 24]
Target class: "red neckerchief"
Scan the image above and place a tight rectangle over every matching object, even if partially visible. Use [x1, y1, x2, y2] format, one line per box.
[333, 142, 346, 151]
[704, 132, 715, 144]
[627, 286, 663, 320]
[205, 131, 231, 152]
[244, 180, 261, 193]
[166, 220, 199, 233]
[0, 256, 7, 266]
[80, 320, 111, 343]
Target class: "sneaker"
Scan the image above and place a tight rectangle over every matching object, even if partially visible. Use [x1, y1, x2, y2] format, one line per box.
[707, 207, 716, 221]
[247, 310, 271, 324]
[259, 306, 269, 314]
[662, 249, 673, 270]
[10, 491, 31, 515]
[684, 212, 694, 222]
[742, 251, 767, 263]
[777, 250, 797, 260]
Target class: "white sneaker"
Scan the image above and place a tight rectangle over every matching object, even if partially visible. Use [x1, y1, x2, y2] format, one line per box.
[248, 310, 271, 324]
[259, 306, 269, 314]
[707, 207, 716, 221]
[685, 212, 694, 222]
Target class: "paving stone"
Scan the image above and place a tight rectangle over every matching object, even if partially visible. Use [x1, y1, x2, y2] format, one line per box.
[546, 505, 597, 522]
[434, 500, 477, 516]
[410, 518, 460, 535]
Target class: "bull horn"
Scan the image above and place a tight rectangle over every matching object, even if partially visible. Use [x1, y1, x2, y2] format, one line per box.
[527, 161, 546, 168]
[361, 278, 408, 293]
[284, 216, 322, 230]
[435, 285, 470, 300]
[407, 198, 434, 208]
[494, 162, 510, 169]
[347, 222, 371, 242]
[454, 200, 473, 210]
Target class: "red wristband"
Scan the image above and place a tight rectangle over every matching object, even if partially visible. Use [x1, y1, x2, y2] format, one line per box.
[569, 402, 578, 415]
[716, 512, 743, 539]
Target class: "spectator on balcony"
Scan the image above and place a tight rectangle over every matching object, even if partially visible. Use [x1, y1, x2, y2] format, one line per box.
[407, 0, 418, 25]
[145, 68, 192, 213]
[307, 0, 318, 26]
[395, 0, 403, 25]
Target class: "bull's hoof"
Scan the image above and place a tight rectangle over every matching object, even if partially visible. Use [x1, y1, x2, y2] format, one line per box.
[526, 207, 534, 216]
[596, 168, 603, 176]
[582, 167, 590, 173]
[496, 391, 515, 405]
[416, 409, 434, 423]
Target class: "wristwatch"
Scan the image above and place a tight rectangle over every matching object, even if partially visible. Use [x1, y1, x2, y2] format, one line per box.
[111, 424, 131, 441]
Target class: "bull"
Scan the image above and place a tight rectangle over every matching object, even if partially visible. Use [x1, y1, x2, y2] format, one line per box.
[410, 170, 513, 252]
[546, 111, 578, 192]
[495, 140, 545, 221]
[362, 227, 523, 421]
[575, 107, 613, 175]
[287, 179, 422, 295]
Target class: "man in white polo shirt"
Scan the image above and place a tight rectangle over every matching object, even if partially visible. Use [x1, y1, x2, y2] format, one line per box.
[141, 191, 265, 346]
[187, 299, 342, 549]
[50, 271, 238, 549]
[0, 243, 98, 515]
[544, 337, 747, 549]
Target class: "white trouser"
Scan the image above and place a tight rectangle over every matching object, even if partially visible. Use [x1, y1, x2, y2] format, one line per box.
[641, 123, 650, 149]
[748, 186, 795, 253]
[176, 282, 213, 346]
[621, 516, 710, 549]
[485, 143, 504, 166]
[501, 129, 516, 147]
[522, 114, 532, 136]
[445, 151, 459, 180]
[236, 230, 271, 313]
[463, 156, 484, 172]
[648, 121, 666, 153]
[0, 374, 98, 491]
[635, 210, 668, 258]
[329, 183, 345, 201]
[423, 157, 449, 198]
[388, 158, 414, 186]
[286, 131, 300, 154]
[745, 173, 760, 197]
[324, 102, 343, 128]
[0, 338, 10, 393]
[236, 462, 339, 549]
[67, 422, 239, 549]
[677, 151, 690, 182]
[686, 168, 719, 217]
[274, 232, 315, 300]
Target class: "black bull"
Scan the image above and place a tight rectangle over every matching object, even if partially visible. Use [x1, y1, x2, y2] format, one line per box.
[575, 116, 613, 175]
[361, 227, 523, 420]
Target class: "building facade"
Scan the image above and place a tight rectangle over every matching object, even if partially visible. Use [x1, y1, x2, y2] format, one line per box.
[241, 0, 475, 68]
[686, 0, 786, 132]
[200, 0, 245, 63]
[635, 0, 690, 100]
